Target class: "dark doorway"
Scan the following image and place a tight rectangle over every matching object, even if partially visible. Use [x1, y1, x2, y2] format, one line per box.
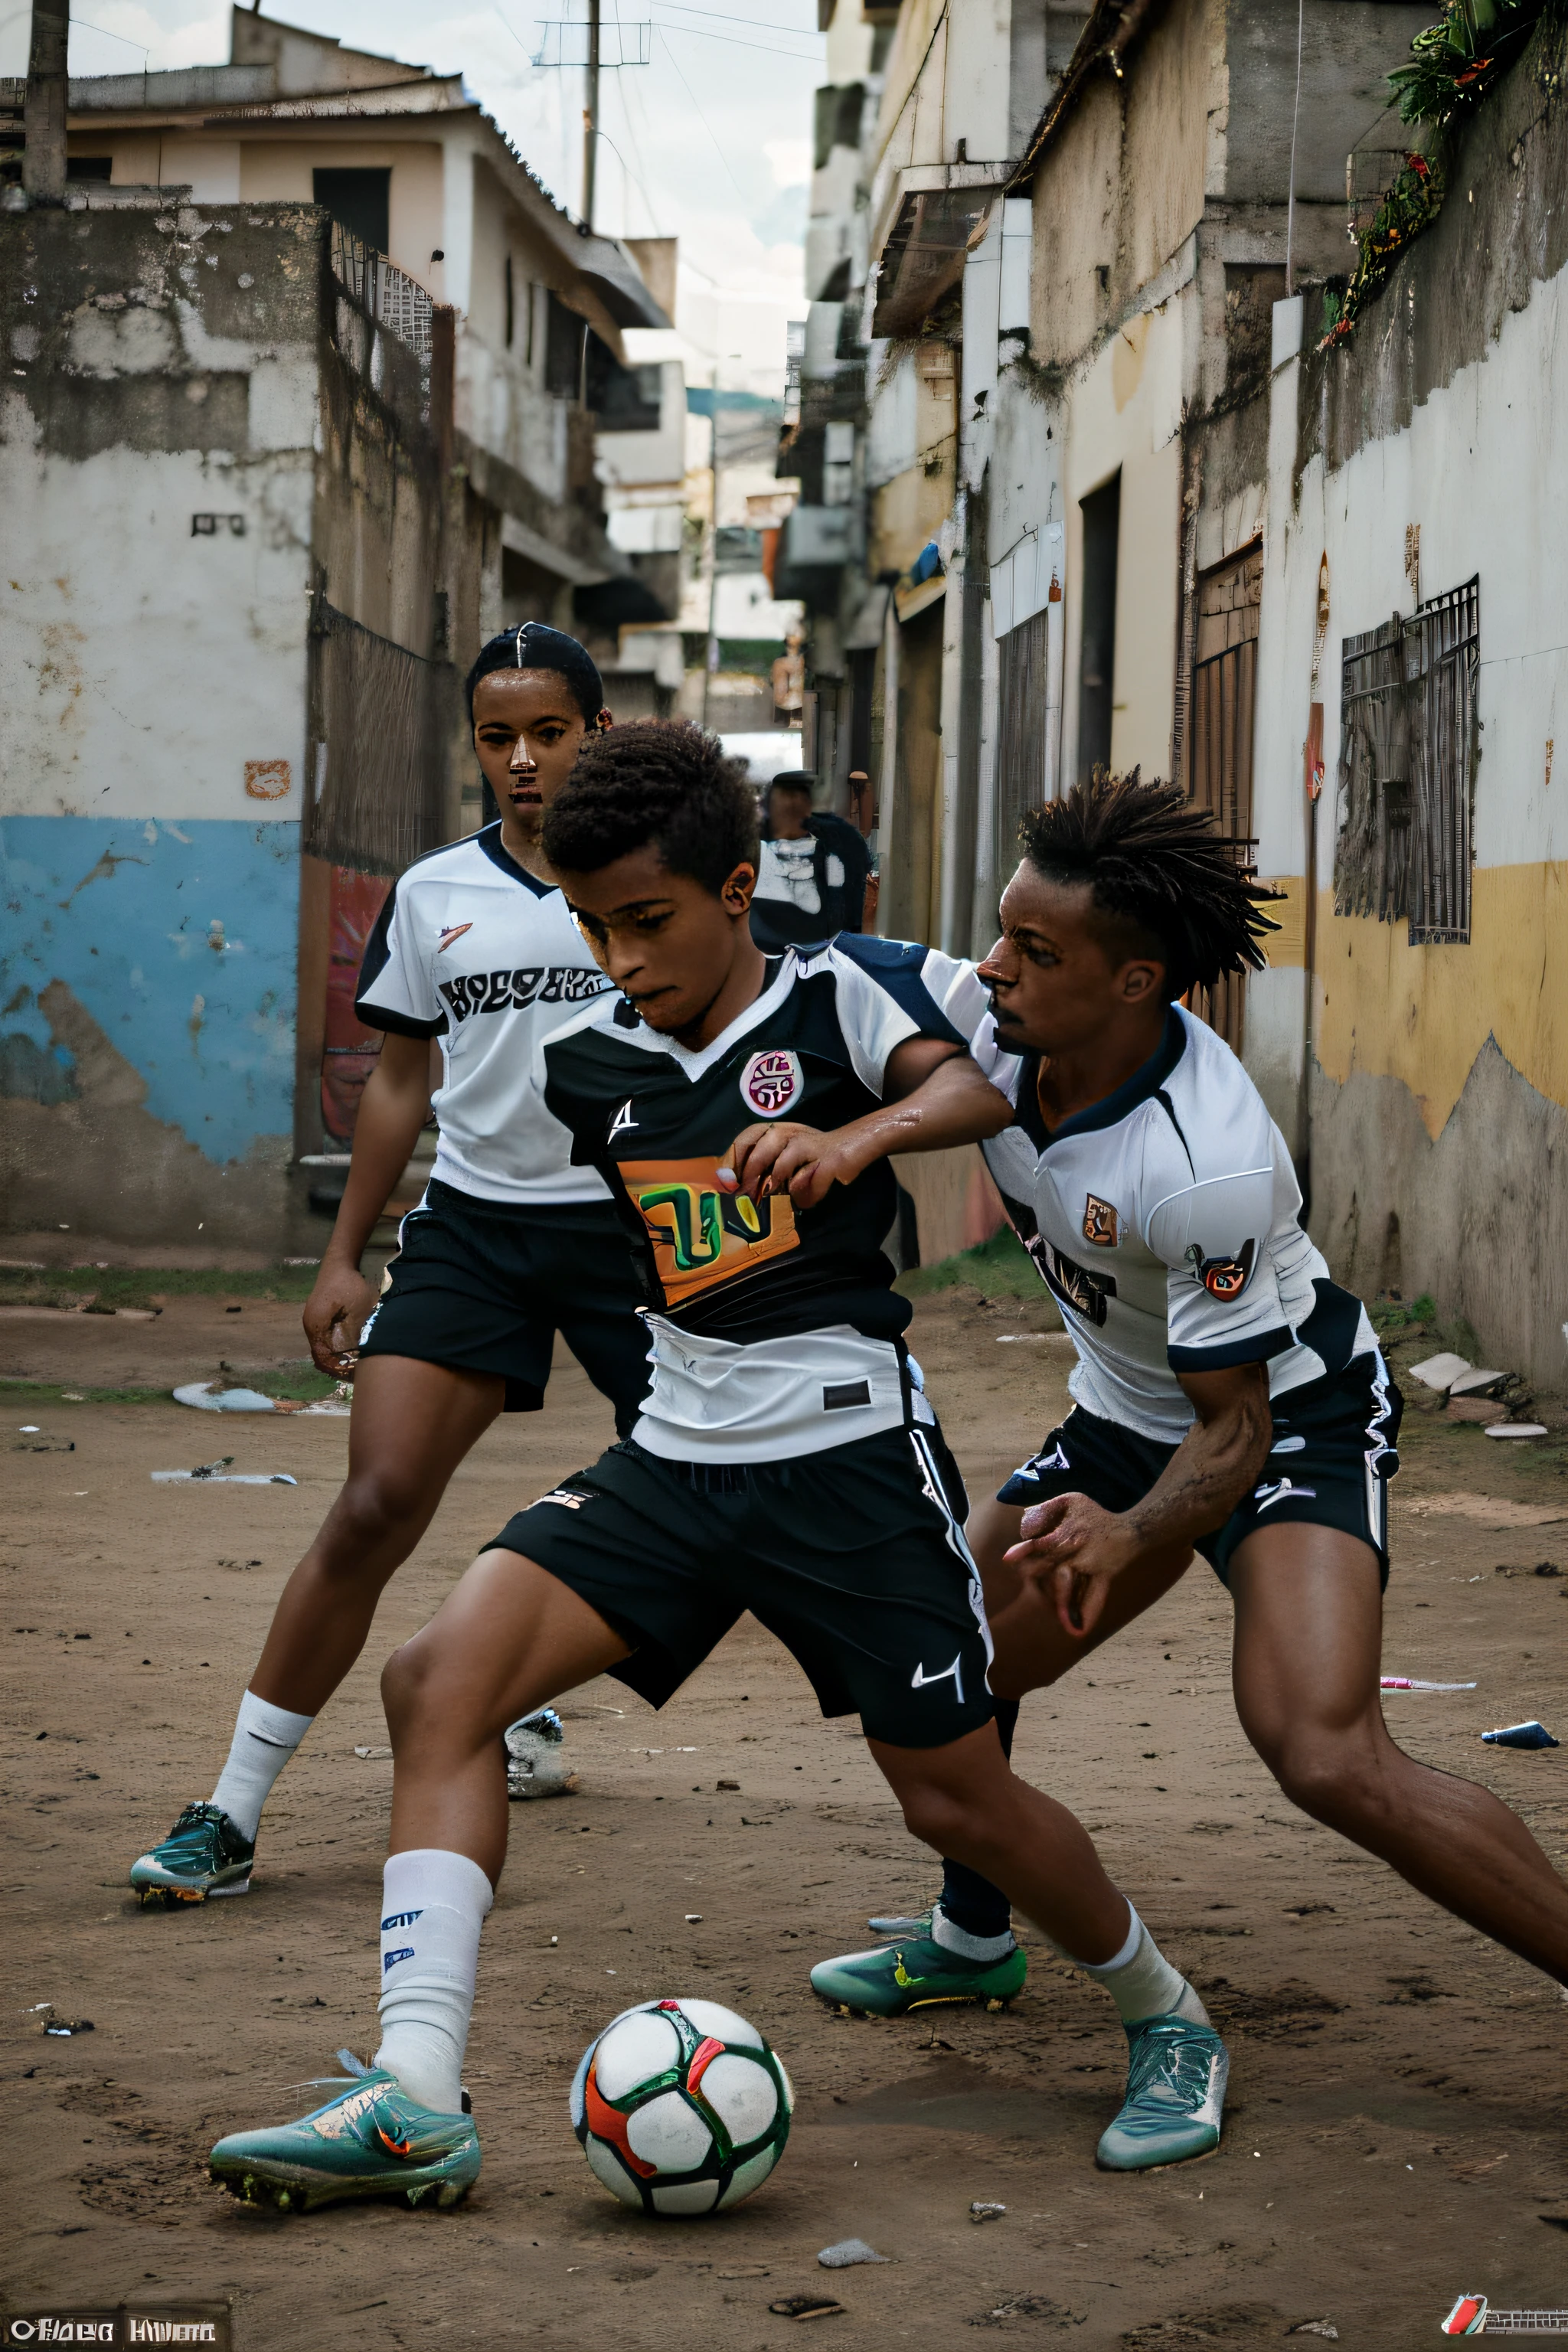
[1077, 471, 1120, 781]
[313, 167, 390, 255]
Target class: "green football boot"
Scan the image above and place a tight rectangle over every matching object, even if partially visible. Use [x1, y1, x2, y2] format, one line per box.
[210, 2052, 481, 2213]
[130, 1802, 255, 1906]
[1096, 2014, 1230, 2171]
[809, 1926, 1027, 2017]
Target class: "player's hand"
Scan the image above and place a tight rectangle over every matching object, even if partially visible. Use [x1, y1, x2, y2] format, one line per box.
[1002, 1492, 1140, 1638]
[717, 1119, 872, 1211]
[302, 1257, 373, 1377]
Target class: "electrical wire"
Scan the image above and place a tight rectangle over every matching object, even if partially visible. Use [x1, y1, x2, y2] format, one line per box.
[656, 0, 822, 32]
[653, 25, 750, 205]
[655, 18, 825, 61]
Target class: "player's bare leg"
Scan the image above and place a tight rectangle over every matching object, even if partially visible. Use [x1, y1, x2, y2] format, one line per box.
[1229, 1522, 1568, 1984]
[129, 1354, 504, 1904]
[207, 1550, 628, 2211]
[975, 1495, 1192, 1697]
[250, 1354, 505, 1713]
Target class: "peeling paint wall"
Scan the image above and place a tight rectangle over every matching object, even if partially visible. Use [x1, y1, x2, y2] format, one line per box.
[1252, 28, 1568, 1383]
[0, 199, 320, 1248]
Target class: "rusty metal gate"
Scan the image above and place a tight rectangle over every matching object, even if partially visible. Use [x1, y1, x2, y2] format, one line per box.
[1187, 544, 1262, 1050]
[305, 596, 457, 877]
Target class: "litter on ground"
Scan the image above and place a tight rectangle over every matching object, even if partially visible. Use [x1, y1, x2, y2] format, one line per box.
[818, 2240, 888, 2268]
[1481, 1721, 1560, 1749]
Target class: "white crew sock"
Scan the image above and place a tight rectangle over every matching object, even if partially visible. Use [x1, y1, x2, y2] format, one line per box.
[209, 1690, 315, 1842]
[1068, 1903, 1209, 2027]
[374, 1849, 493, 2115]
[932, 1903, 1017, 1964]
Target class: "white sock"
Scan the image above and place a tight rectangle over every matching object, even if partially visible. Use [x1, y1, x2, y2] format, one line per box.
[209, 1690, 314, 1842]
[1068, 1904, 1209, 2027]
[932, 1903, 1016, 1964]
[374, 1849, 492, 2115]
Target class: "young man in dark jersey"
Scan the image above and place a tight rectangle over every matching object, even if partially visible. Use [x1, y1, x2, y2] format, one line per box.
[206, 725, 1236, 2213]
[811, 775, 1568, 2019]
[129, 626, 652, 1905]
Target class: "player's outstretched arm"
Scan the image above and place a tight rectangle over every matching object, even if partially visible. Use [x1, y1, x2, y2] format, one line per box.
[719, 1041, 1013, 1210]
[1005, 1361, 1274, 1637]
[303, 1032, 435, 1375]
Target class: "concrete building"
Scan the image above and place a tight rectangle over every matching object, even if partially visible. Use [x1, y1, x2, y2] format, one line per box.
[0, 9, 671, 1257]
[1252, 20, 1568, 1387]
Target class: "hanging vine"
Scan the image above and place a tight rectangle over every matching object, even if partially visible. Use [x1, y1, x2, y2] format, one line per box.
[1317, 0, 1550, 348]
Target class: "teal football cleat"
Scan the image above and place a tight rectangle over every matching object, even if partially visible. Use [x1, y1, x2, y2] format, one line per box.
[130, 1802, 254, 1906]
[1096, 2014, 1229, 2171]
[809, 1929, 1027, 2017]
[865, 1906, 935, 1936]
[209, 2052, 481, 2213]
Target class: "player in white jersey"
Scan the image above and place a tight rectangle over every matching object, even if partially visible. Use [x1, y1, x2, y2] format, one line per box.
[205, 726, 1238, 2213]
[129, 626, 652, 1907]
[812, 774, 1568, 2021]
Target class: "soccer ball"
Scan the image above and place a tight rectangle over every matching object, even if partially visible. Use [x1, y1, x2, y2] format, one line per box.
[570, 1998, 792, 2216]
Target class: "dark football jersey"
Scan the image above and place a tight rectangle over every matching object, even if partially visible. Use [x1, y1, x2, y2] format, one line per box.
[536, 936, 965, 1462]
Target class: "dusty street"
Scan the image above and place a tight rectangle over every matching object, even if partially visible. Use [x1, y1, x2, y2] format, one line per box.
[4, 1288, 1566, 2350]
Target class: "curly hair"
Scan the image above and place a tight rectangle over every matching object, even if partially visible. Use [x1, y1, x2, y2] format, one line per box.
[541, 719, 759, 895]
[1016, 771, 1280, 1000]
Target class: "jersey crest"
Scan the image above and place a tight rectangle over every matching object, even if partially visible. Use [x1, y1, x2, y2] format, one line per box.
[437, 922, 473, 952]
[1082, 1194, 1119, 1248]
[1191, 1236, 1256, 1300]
[619, 1155, 799, 1305]
[740, 1047, 802, 1118]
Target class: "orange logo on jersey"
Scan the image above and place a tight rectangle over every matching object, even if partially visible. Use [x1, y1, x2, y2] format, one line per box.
[1082, 1194, 1119, 1248]
[1194, 1237, 1256, 1299]
[620, 1155, 799, 1306]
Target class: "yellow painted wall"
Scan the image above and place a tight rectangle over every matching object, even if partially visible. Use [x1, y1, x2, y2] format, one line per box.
[1309, 862, 1567, 1134]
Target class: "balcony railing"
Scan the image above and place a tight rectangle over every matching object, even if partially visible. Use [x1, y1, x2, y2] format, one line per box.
[329, 220, 432, 360]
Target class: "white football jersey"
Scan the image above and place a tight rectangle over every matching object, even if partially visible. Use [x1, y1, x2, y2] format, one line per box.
[354, 822, 615, 1206]
[927, 958, 1377, 1442]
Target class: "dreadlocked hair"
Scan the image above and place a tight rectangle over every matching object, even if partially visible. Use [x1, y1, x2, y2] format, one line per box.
[1016, 770, 1281, 1001]
[542, 720, 759, 896]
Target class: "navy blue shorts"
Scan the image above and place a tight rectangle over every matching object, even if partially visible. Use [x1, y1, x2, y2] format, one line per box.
[358, 1180, 651, 1435]
[490, 1424, 995, 1745]
[996, 1353, 1402, 1586]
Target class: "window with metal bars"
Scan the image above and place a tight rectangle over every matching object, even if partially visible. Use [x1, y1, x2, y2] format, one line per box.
[1335, 576, 1478, 944]
[1187, 544, 1262, 1051]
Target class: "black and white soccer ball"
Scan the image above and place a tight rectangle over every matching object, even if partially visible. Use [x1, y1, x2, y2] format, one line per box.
[570, 1997, 793, 2215]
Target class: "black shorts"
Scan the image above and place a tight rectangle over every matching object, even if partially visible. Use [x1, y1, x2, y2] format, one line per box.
[996, 1352, 1403, 1586]
[489, 1424, 995, 1747]
[357, 1180, 651, 1436]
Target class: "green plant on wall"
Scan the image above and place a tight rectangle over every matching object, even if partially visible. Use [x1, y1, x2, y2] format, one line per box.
[1318, 0, 1548, 347]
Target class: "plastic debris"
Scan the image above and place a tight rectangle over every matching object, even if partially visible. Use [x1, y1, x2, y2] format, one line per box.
[505, 1707, 577, 1799]
[152, 1462, 297, 1485]
[173, 1382, 278, 1413]
[970, 2200, 1007, 2223]
[996, 1333, 1049, 1344]
[685, 1913, 703, 1922]
[1482, 1720, 1559, 1749]
[1287, 2327, 1340, 2341]
[818, 2240, 888, 2269]
[353, 1745, 393, 1759]
[37, 2006, 93, 2037]
[768, 2298, 845, 2321]
[1409, 1351, 1472, 1392]
[1381, 1677, 1477, 1691]
[1449, 1369, 1508, 1397]
[1485, 1423, 1548, 1440]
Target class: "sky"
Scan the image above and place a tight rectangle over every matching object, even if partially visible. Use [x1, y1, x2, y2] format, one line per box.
[2, 0, 825, 390]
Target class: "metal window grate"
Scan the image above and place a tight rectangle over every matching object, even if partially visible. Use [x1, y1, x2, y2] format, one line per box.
[995, 608, 1050, 884]
[305, 599, 457, 877]
[1334, 576, 1477, 942]
[330, 220, 433, 359]
[1187, 544, 1262, 1053]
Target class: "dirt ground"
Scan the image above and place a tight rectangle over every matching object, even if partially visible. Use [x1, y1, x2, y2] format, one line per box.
[4, 1285, 1566, 2351]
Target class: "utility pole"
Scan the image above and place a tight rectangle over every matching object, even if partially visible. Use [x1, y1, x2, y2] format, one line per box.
[582, 0, 600, 230]
[24, 0, 69, 203]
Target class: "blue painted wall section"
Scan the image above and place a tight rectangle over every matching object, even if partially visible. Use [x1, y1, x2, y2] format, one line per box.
[1, 818, 300, 1165]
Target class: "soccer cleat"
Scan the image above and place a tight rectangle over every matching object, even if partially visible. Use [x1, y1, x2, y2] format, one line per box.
[504, 1706, 578, 1800]
[1095, 2014, 1229, 2171]
[209, 2051, 481, 2214]
[866, 1907, 934, 1936]
[808, 1929, 1027, 2017]
[130, 1802, 254, 1906]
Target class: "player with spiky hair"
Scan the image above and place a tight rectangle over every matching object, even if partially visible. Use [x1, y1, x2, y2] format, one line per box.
[207, 725, 1239, 2214]
[810, 773, 1568, 2020]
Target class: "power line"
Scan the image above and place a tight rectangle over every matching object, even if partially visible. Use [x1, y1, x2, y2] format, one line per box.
[653, 25, 749, 207]
[655, 18, 824, 60]
[656, 1, 823, 40]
